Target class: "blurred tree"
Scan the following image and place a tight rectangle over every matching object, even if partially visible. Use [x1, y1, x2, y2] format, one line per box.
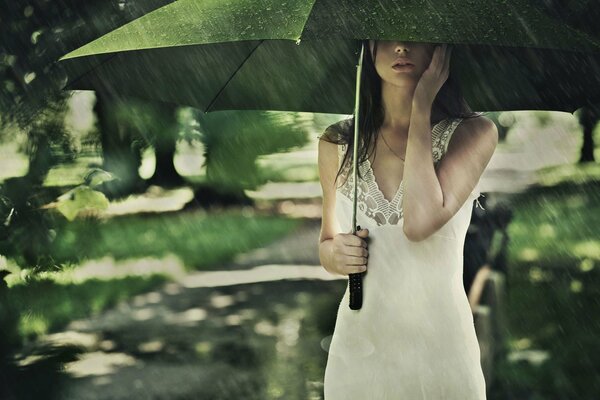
[94, 95, 187, 193]
[0, 0, 178, 201]
[111, 98, 185, 188]
[24, 92, 76, 185]
[577, 104, 600, 163]
[147, 102, 184, 187]
[183, 110, 320, 208]
[93, 93, 147, 197]
[0, 0, 175, 130]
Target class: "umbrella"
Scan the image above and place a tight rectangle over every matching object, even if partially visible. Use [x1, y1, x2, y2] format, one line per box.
[58, 1, 600, 113]
[58, 0, 600, 309]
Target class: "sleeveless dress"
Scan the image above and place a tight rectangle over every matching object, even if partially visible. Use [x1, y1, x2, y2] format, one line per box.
[323, 117, 487, 399]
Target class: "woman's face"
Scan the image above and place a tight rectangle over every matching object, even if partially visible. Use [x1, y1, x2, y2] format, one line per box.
[368, 40, 437, 88]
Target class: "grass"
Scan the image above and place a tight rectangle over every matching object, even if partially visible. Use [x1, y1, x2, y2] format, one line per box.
[50, 209, 303, 271]
[490, 163, 600, 399]
[495, 266, 599, 399]
[507, 173, 600, 269]
[4, 209, 303, 343]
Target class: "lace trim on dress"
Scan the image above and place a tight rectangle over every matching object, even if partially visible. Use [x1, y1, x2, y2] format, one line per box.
[336, 118, 464, 226]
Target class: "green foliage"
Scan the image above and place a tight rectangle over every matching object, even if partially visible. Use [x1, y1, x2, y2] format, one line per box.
[496, 175, 600, 399]
[194, 110, 313, 191]
[109, 97, 178, 152]
[22, 94, 75, 185]
[508, 175, 600, 268]
[499, 265, 600, 399]
[0, 0, 174, 131]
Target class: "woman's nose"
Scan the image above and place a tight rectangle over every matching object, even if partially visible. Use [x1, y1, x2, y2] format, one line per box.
[395, 44, 409, 54]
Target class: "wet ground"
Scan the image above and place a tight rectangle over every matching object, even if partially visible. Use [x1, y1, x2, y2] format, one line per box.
[32, 219, 347, 400]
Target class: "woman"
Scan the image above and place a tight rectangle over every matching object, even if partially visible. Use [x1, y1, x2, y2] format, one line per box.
[317, 40, 498, 399]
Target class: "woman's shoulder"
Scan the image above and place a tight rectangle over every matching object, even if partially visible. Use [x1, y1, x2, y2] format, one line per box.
[455, 114, 497, 140]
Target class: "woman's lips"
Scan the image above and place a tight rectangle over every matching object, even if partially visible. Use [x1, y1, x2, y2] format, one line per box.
[392, 64, 415, 72]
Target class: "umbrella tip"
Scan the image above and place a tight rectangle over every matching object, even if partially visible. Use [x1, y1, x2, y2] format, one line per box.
[295, 38, 302, 45]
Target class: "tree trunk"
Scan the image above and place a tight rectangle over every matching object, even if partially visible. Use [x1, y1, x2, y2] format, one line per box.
[24, 131, 54, 186]
[95, 92, 146, 198]
[578, 105, 598, 163]
[148, 102, 184, 187]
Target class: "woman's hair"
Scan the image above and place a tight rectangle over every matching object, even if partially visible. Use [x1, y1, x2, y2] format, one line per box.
[320, 39, 484, 189]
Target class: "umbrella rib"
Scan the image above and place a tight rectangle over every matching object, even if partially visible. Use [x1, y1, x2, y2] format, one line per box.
[205, 39, 264, 112]
[58, 52, 120, 91]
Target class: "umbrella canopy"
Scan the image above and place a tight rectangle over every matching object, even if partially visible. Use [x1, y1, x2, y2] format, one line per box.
[59, 0, 600, 113]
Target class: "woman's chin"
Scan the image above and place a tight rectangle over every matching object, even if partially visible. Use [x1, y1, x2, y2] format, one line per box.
[381, 77, 417, 89]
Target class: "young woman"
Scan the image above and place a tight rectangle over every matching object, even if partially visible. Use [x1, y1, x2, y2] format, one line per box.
[317, 40, 498, 399]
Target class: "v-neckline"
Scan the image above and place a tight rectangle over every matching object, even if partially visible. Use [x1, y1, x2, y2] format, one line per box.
[365, 156, 403, 205]
[365, 118, 450, 205]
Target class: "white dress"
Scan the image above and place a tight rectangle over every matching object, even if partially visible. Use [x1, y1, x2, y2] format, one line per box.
[323, 117, 487, 399]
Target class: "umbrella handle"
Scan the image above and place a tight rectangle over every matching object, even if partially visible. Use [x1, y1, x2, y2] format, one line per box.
[349, 225, 365, 310]
[349, 42, 365, 311]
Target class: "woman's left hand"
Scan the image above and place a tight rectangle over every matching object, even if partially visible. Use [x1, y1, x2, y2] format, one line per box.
[413, 43, 453, 107]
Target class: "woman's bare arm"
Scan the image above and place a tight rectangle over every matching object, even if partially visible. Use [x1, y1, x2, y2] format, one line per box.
[402, 103, 498, 241]
[317, 134, 343, 274]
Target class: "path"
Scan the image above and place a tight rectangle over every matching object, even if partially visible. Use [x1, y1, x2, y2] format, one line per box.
[35, 218, 344, 400]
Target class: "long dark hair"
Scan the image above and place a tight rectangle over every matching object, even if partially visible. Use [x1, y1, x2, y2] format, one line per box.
[320, 40, 484, 189]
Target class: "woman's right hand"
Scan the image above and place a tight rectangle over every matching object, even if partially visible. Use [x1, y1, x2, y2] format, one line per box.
[331, 228, 369, 276]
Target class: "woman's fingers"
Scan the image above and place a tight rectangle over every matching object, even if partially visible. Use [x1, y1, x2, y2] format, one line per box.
[348, 261, 367, 273]
[350, 264, 367, 274]
[346, 254, 368, 264]
[347, 245, 368, 258]
[345, 246, 368, 267]
[343, 233, 368, 247]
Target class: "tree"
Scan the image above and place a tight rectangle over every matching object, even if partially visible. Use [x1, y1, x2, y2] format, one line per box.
[94, 93, 147, 197]
[180, 110, 325, 208]
[0, 0, 175, 131]
[577, 104, 600, 163]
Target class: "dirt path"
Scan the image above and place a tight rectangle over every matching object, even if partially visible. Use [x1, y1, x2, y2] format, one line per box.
[35, 218, 345, 400]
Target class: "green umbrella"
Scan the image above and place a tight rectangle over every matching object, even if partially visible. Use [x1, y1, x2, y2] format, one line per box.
[58, 0, 600, 309]
[58, 0, 600, 113]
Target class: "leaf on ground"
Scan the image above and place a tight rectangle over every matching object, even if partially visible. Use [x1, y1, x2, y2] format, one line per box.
[56, 186, 109, 221]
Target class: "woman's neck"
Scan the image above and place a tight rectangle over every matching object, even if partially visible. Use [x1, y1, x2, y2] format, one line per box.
[380, 81, 445, 137]
[380, 82, 413, 133]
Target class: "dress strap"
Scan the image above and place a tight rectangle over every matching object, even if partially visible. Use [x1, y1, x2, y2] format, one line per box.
[432, 118, 463, 163]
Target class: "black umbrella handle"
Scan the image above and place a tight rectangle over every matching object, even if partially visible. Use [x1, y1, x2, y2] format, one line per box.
[348, 225, 365, 310]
